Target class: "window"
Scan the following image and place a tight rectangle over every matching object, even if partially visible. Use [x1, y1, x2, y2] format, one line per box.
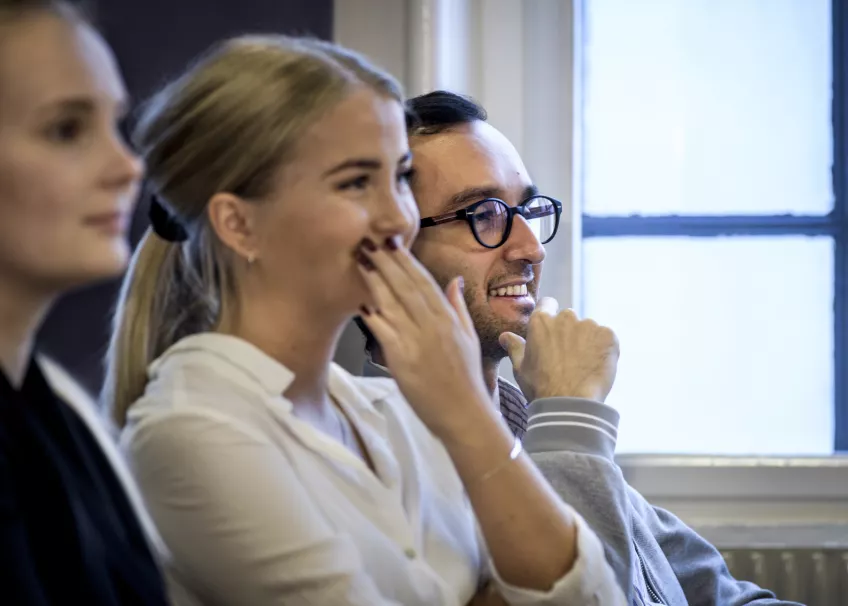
[579, 0, 846, 454]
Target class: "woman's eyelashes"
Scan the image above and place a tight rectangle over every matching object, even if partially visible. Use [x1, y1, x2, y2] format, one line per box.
[398, 166, 415, 185]
[336, 167, 415, 193]
[45, 115, 87, 144]
[338, 174, 370, 192]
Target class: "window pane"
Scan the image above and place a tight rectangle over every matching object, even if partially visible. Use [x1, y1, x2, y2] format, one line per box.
[582, 236, 834, 455]
[583, 0, 833, 216]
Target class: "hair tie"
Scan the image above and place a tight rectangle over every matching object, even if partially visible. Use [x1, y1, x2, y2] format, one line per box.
[148, 195, 189, 243]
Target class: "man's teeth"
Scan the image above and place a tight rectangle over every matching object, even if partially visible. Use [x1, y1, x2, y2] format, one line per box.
[488, 284, 529, 297]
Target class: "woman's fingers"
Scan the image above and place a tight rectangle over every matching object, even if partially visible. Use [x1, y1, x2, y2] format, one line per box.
[382, 239, 458, 317]
[360, 238, 433, 322]
[356, 254, 417, 332]
[356, 304, 402, 358]
[363, 236, 461, 326]
[446, 276, 475, 335]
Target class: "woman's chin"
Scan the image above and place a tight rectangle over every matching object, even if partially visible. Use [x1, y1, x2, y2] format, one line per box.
[55, 242, 131, 290]
[92, 239, 131, 275]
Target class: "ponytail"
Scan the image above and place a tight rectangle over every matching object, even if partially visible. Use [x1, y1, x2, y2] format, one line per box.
[103, 229, 223, 427]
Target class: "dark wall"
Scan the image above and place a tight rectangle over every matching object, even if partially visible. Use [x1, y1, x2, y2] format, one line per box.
[37, 0, 334, 395]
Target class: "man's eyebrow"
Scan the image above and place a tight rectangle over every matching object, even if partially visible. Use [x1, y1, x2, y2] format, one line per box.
[523, 184, 540, 199]
[440, 183, 540, 214]
[442, 186, 503, 214]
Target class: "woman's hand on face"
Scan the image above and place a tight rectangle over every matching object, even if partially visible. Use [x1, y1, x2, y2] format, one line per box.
[356, 236, 493, 439]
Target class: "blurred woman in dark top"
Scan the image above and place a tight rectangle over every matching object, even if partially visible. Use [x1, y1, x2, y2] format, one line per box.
[0, 0, 170, 603]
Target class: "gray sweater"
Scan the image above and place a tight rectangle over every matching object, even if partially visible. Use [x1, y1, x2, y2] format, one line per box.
[526, 395, 804, 606]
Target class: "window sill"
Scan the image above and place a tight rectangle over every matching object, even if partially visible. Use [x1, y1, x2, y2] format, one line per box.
[617, 454, 848, 546]
[617, 454, 848, 499]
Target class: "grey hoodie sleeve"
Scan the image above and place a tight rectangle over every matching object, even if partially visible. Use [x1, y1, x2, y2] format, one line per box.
[524, 397, 803, 606]
[524, 397, 638, 602]
[627, 490, 804, 606]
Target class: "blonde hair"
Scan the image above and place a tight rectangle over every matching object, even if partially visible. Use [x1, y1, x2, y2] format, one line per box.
[103, 35, 404, 427]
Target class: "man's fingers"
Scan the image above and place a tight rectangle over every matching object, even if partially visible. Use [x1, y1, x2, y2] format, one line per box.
[536, 296, 560, 317]
[498, 332, 526, 370]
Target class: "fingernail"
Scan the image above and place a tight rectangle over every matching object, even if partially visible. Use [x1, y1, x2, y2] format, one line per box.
[355, 250, 375, 271]
[360, 238, 377, 252]
[359, 305, 371, 316]
[457, 276, 464, 291]
[384, 236, 398, 251]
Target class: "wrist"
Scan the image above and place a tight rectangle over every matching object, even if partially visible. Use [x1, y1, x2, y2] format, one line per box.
[434, 396, 508, 446]
[437, 411, 517, 487]
[428, 390, 499, 443]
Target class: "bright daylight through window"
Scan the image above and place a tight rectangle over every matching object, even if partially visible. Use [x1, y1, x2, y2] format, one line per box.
[579, 0, 843, 455]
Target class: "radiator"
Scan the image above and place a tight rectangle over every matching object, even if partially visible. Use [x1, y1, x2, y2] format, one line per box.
[720, 548, 848, 606]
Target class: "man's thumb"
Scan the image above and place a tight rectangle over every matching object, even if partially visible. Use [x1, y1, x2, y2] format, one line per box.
[499, 332, 526, 369]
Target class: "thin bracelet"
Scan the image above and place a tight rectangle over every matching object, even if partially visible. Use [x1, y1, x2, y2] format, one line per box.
[470, 436, 523, 488]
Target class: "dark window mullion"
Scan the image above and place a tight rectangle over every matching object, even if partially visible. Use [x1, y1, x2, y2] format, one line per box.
[833, 0, 847, 451]
[582, 214, 840, 238]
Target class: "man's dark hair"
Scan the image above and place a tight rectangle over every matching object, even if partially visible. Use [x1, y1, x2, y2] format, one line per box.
[406, 90, 488, 135]
[356, 90, 487, 355]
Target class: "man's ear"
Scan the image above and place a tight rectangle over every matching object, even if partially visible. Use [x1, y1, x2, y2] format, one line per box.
[207, 192, 259, 261]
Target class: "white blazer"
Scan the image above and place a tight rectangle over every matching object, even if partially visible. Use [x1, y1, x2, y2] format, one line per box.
[119, 334, 623, 606]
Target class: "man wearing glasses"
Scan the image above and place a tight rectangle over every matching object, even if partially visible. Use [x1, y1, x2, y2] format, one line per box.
[357, 91, 796, 606]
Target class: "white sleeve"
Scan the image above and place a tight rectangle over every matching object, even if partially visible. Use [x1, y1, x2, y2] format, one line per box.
[481, 508, 628, 606]
[124, 410, 403, 606]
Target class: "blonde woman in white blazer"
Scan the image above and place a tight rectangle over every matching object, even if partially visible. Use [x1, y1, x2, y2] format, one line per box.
[103, 34, 626, 606]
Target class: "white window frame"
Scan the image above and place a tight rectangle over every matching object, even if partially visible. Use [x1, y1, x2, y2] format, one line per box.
[334, 0, 848, 543]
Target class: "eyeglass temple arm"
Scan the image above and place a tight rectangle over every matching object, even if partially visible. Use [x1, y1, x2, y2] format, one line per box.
[419, 210, 469, 228]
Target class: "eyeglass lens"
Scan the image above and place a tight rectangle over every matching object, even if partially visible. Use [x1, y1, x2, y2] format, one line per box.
[471, 197, 557, 247]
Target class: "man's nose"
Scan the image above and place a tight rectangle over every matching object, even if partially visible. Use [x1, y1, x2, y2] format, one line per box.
[503, 215, 546, 264]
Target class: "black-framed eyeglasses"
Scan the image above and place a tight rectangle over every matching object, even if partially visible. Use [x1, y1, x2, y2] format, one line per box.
[419, 195, 563, 249]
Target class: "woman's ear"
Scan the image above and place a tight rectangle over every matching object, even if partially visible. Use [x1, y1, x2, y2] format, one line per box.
[207, 192, 259, 262]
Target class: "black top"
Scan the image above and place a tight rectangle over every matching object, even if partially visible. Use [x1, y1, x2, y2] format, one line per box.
[0, 359, 168, 605]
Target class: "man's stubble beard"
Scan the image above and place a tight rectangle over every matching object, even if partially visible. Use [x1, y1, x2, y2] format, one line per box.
[428, 268, 533, 363]
[465, 282, 532, 361]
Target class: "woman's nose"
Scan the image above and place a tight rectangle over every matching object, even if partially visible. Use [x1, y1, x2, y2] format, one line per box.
[373, 192, 420, 243]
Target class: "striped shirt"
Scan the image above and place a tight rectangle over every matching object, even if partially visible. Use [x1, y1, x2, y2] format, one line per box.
[496, 377, 529, 439]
